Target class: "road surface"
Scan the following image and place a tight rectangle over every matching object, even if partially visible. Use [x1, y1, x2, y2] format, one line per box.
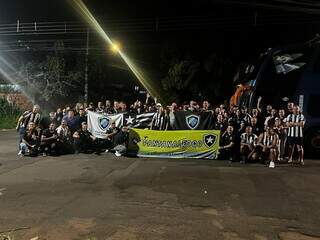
[0, 130, 320, 240]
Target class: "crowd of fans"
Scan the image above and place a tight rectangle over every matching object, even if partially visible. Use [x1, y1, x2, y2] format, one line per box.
[16, 95, 306, 168]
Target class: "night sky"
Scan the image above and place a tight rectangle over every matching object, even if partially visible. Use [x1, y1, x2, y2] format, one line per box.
[1, 0, 320, 59]
[1, 0, 320, 102]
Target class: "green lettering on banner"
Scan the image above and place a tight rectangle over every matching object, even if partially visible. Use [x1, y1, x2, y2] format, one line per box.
[128, 129, 220, 159]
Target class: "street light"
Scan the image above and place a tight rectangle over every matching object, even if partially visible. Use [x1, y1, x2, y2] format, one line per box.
[110, 42, 121, 53]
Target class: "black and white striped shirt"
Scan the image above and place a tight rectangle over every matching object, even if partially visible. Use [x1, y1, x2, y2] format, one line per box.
[261, 132, 277, 147]
[285, 114, 305, 138]
[240, 133, 258, 145]
[151, 112, 168, 130]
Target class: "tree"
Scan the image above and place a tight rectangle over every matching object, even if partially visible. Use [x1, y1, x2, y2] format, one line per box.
[161, 53, 234, 104]
[161, 60, 201, 103]
[19, 43, 83, 104]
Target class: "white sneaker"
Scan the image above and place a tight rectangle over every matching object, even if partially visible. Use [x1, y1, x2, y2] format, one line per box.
[269, 161, 275, 168]
[115, 151, 122, 157]
[300, 160, 305, 166]
[18, 150, 23, 157]
[105, 149, 109, 153]
[288, 159, 293, 163]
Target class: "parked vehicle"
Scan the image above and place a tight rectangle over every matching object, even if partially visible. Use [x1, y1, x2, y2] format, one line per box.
[231, 35, 320, 155]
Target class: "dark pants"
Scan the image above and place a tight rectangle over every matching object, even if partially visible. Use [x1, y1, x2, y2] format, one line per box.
[40, 141, 58, 155]
[74, 139, 100, 153]
[219, 147, 234, 161]
[56, 141, 74, 155]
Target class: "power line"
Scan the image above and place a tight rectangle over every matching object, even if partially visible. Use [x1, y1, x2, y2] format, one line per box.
[0, 13, 319, 36]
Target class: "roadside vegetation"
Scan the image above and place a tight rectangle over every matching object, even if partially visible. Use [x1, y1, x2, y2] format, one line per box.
[0, 97, 22, 129]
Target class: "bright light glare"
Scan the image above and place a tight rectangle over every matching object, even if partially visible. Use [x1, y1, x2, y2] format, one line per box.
[0, 55, 35, 104]
[70, 0, 158, 98]
[110, 42, 121, 53]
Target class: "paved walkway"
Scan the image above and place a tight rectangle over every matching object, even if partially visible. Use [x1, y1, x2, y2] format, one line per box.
[0, 130, 320, 240]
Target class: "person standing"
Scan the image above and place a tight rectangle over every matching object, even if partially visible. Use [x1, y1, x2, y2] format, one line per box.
[150, 105, 168, 130]
[285, 105, 305, 165]
[219, 126, 235, 162]
[62, 110, 80, 133]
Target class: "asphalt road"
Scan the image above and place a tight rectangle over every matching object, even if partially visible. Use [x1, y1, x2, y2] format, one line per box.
[0, 130, 320, 240]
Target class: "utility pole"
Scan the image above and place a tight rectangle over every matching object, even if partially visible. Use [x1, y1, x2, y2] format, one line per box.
[84, 28, 89, 103]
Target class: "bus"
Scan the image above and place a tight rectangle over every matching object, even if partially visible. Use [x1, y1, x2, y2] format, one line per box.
[231, 35, 320, 156]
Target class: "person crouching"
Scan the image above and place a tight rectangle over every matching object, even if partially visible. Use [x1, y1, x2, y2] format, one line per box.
[254, 126, 279, 168]
[40, 122, 58, 156]
[240, 126, 258, 164]
[18, 122, 39, 157]
[73, 122, 100, 154]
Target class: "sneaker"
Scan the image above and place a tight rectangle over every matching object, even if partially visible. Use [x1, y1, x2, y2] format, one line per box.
[300, 160, 305, 166]
[115, 151, 122, 157]
[269, 161, 275, 168]
[42, 152, 47, 157]
[287, 159, 293, 163]
[18, 150, 23, 157]
[105, 149, 109, 153]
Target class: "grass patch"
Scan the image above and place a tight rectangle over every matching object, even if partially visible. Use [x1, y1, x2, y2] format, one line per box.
[0, 116, 18, 129]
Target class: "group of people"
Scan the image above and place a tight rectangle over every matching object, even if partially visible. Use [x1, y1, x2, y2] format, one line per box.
[16, 95, 306, 168]
[16, 104, 129, 157]
[217, 100, 305, 168]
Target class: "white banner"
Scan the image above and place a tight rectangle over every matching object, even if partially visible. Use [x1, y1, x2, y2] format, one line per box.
[87, 111, 123, 138]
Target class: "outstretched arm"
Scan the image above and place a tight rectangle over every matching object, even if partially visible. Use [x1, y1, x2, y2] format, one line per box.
[257, 96, 262, 113]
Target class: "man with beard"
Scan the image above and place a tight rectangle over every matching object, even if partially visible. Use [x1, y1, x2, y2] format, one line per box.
[40, 122, 58, 156]
[78, 108, 87, 124]
[73, 122, 100, 153]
